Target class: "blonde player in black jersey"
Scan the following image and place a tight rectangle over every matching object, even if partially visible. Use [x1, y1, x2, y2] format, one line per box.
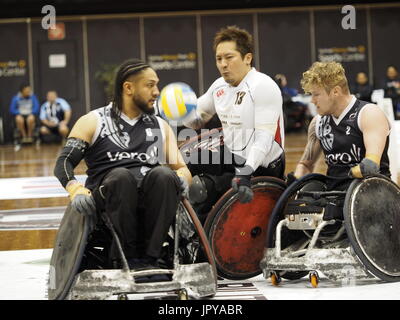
[54, 59, 191, 279]
[291, 61, 390, 189]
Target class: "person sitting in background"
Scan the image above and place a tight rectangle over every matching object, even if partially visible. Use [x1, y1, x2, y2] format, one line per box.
[383, 65, 400, 119]
[274, 73, 308, 132]
[9, 83, 40, 143]
[39, 91, 71, 141]
[351, 72, 373, 103]
[274, 73, 298, 97]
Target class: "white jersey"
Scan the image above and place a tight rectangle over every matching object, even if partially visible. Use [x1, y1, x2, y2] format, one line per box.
[183, 68, 284, 171]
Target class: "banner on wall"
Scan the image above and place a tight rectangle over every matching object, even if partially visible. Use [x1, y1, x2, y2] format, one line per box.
[0, 60, 27, 77]
[148, 52, 196, 71]
[318, 45, 366, 63]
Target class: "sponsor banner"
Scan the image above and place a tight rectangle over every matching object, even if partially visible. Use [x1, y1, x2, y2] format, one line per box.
[0, 60, 27, 77]
[318, 45, 366, 63]
[148, 52, 196, 71]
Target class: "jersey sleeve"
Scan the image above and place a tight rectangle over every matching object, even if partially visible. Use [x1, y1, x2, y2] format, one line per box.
[245, 79, 283, 171]
[182, 82, 217, 129]
[58, 98, 71, 112]
[39, 103, 47, 121]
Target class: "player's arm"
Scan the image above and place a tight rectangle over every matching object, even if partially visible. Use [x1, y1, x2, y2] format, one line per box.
[182, 85, 216, 130]
[162, 119, 192, 184]
[232, 82, 283, 204]
[294, 116, 323, 178]
[244, 81, 283, 172]
[54, 112, 97, 189]
[350, 104, 390, 178]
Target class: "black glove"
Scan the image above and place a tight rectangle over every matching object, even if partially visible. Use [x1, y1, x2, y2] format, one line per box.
[286, 172, 298, 187]
[72, 194, 97, 216]
[232, 165, 254, 204]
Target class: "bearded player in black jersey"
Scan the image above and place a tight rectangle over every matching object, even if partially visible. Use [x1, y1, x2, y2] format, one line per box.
[292, 61, 391, 189]
[53, 59, 192, 275]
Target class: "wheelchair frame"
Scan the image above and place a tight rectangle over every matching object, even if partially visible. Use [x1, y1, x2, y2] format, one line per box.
[260, 175, 381, 288]
[50, 199, 217, 300]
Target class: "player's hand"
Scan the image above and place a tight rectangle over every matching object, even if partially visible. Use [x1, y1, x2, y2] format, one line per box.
[349, 155, 380, 178]
[66, 181, 96, 216]
[232, 165, 254, 204]
[177, 175, 189, 199]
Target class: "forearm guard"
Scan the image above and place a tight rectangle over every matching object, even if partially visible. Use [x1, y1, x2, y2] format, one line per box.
[54, 137, 89, 188]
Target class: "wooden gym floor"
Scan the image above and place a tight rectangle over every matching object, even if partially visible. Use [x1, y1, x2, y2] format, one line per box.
[0, 131, 327, 251]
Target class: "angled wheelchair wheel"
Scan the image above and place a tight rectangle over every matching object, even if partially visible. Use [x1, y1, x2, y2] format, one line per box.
[344, 175, 400, 282]
[47, 204, 92, 300]
[204, 176, 286, 280]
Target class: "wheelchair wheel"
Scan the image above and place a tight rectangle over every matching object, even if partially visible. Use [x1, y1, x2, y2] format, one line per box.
[204, 176, 286, 280]
[344, 175, 400, 282]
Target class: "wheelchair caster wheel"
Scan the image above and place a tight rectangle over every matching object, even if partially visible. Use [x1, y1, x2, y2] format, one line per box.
[117, 293, 128, 300]
[270, 271, 281, 286]
[309, 271, 319, 288]
[177, 289, 189, 300]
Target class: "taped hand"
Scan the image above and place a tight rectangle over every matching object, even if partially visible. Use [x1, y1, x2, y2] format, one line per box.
[349, 155, 380, 178]
[177, 175, 189, 199]
[66, 181, 97, 216]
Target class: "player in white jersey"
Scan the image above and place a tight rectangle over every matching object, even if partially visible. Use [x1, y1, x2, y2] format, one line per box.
[183, 26, 285, 203]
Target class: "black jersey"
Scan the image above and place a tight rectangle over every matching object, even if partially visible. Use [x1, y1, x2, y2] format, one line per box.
[316, 98, 390, 178]
[84, 104, 165, 190]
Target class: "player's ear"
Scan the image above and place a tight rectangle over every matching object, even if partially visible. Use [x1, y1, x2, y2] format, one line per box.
[331, 85, 341, 96]
[123, 81, 135, 95]
[244, 53, 252, 66]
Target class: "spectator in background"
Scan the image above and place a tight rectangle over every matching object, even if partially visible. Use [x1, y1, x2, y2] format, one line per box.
[274, 73, 308, 132]
[383, 65, 400, 119]
[274, 73, 298, 97]
[9, 83, 40, 143]
[351, 72, 373, 103]
[39, 90, 71, 140]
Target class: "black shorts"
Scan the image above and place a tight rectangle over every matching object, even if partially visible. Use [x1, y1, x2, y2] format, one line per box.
[43, 124, 60, 135]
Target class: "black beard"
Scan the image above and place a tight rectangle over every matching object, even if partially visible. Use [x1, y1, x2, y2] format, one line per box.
[134, 94, 155, 115]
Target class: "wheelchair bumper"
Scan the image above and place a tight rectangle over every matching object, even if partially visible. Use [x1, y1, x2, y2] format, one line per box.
[67, 262, 216, 300]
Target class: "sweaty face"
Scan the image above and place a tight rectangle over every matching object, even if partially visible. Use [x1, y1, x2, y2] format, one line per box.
[310, 86, 336, 116]
[215, 41, 252, 87]
[129, 68, 160, 114]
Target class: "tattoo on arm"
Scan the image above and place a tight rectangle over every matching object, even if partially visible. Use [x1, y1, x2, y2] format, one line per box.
[298, 117, 322, 171]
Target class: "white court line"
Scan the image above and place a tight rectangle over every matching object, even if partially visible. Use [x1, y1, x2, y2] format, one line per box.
[0, 175, 86, 200]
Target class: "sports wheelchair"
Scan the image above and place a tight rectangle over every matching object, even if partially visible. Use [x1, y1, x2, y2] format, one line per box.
[47, 199, 217, 300]
[179, 127, 286, 280]
[260, 173, 400, 287]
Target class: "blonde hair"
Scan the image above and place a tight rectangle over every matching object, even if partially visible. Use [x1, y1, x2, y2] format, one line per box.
[301, 61, 349, 94]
